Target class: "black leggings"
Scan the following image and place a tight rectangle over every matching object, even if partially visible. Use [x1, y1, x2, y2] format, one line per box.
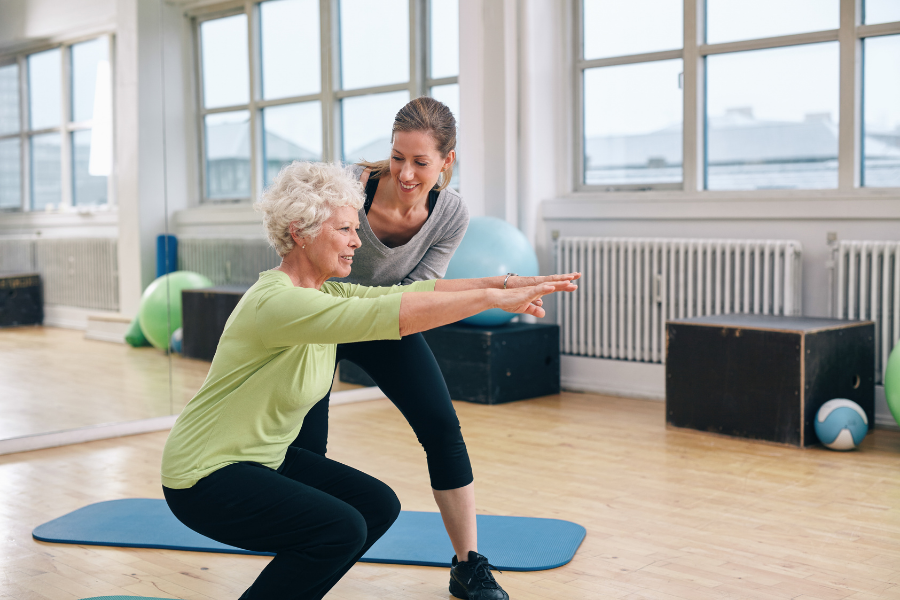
[291, 333, 473, 491]
[163, 447, 400, 600]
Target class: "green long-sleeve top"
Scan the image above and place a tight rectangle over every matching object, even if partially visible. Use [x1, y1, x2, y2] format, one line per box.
[161, 270, 436, 489]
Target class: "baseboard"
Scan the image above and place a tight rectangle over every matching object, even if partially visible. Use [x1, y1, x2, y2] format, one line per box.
[0, 415, 178, 456]
[0, 387, 386, 456]
[85, 313, 131, 344]
[562, 355, 900, 431]
[43, 305, 123, 331]
[561, 355, 665, 401]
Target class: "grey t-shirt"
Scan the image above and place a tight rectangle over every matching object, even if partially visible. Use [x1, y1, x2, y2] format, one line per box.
[332, 164, 469, 286]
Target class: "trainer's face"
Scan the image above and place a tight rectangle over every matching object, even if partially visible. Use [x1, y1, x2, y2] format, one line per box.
[390, 130, 455, 205]
[302, 205, 361, 280]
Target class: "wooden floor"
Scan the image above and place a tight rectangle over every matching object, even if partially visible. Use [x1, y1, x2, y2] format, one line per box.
[1, 391, 899, 599]
[0, 326, 362, 440]
[0, 326, 208, 438]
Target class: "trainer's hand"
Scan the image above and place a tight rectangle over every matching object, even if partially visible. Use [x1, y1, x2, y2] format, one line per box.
[493, 281, 577, 318]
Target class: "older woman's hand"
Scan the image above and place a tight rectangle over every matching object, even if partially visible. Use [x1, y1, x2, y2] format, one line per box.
[491, 280, 579, 318]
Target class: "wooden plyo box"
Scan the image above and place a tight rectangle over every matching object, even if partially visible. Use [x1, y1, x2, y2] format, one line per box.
[341, 322, 561, 404]
[181, 286, 249, 361]
[666, 314, 875, 447]
[0, 272, 43, 328]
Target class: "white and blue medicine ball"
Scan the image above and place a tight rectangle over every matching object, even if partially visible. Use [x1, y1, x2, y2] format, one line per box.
[814, 399, 868, 451]
[170, 327, 184, 354]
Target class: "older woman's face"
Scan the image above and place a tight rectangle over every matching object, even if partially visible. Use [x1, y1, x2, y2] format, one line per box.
[390, 130, 454, 204]
[302, 205, 361, 279]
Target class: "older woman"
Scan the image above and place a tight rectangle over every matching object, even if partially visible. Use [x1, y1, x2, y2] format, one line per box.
[161, 161, 577, 600]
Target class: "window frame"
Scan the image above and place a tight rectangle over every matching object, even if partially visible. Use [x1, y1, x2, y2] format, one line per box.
[574, 0, 900, 194]
[192, 0, 459, 204]
[0, 33, 115, 212]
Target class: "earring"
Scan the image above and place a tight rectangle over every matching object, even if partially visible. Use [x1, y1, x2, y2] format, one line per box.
[302, 245, 306, 249]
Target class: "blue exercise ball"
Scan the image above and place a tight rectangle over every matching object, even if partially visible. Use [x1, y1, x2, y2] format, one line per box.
[445, 216, 539, 326]
[170, 327, 183, 354]
[814, 398, 868, 451]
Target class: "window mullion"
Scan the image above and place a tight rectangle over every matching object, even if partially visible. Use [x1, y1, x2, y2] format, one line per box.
[60, 44, 73, 209]
[247, 1, 262, 200]
[321, 0, 338, 163]
[19, 55, 29, 210]
[574, 0, 585, 189]
[411, 0, 425, 98]
[682, 0, 704, 192]
[837, 0, 862, 190]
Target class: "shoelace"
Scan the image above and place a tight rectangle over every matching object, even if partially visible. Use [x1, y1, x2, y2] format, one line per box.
[468, 558, 503, 589]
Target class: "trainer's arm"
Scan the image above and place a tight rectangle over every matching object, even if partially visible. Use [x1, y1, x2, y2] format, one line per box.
[398, 282, 575, 336]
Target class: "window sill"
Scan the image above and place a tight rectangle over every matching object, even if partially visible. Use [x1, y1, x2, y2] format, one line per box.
[0, 206, 118, 236]
[544, 188, 900, 221]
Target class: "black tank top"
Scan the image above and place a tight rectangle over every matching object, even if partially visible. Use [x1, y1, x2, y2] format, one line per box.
[363, 176, 439, 216]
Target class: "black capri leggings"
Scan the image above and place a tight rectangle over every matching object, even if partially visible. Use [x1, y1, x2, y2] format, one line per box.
[291, 333, 473, 491]
[164, 447, 400, 600]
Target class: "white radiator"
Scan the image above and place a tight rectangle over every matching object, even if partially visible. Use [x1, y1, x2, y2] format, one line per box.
[557, 237, 803, 363]
[831, 240, 900, 384]
[178, 237, 280, 286]
[0, 237, 119, 311]
[34, 239, 119, 310]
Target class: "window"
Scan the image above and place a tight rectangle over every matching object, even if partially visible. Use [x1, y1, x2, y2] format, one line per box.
[577, 0, 900, 192]
[579, 0, 684, 189]
[0, 36, 112, 212]
[194, 0, 459, 203]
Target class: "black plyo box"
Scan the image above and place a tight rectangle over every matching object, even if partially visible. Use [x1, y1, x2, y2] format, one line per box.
[666, 314, 875, 447]
[181, 286, 249, 361]
[341, 322, 561, 404]
[0, 272, 43, 327]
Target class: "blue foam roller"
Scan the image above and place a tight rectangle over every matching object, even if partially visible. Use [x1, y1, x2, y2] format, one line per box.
[36, 498, 585, 572]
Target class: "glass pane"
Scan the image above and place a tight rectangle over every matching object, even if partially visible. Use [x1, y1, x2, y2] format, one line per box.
[30, 132, 61, 209]
[261, 0, 320, 100]
[72, 129, 108, 205]
[583, 60, 683, 186]
[262, 102, 322, 185]
[205, 110, 251, 199]
[28, 48, 61, 130]
[430, 84, 460, 189]
[429, 0, 459, 79]
[866, 0, 900, 25]
[0, 63, 19, 135]
[0, 138, 21, 209]
[706, 43, 839, 190]
[342, 90, 409, 163]
[71, 37, 108, 123]
[340, 0, 409, 90]
[863, 35, 900, 188]
[200, 15, 249, 109]
[707, 0, 839, 45]
[583, 0, 682, 60]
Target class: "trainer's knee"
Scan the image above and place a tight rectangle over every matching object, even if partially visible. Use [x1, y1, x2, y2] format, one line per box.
[322, 509, 368, 560]
[369, 481, 402, 535]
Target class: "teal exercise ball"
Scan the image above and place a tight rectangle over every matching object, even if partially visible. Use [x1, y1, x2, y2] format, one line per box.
[138, 271, 212, 350]
[444, 216, 539, 326]
[885, 341, 900, 427]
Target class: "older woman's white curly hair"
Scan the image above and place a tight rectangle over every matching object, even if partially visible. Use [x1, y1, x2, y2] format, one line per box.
[255, 161, 365, 257]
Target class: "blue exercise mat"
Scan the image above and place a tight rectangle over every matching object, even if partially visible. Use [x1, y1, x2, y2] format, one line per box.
[35, 498, 584, 571]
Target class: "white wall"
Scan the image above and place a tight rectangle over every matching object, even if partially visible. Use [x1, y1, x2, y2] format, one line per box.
[0, 0, 116, 50]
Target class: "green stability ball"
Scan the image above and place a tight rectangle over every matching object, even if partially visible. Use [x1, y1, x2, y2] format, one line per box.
[138, 271, 213, 350]
[885, 341, 900, 427]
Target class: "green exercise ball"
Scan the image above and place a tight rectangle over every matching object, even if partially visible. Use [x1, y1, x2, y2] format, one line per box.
[138, 271, 213, 350]
[885, 341, 900, 427]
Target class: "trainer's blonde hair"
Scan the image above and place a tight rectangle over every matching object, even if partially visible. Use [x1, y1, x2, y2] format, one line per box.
[359, 96, 457, 191]
[255, 161, 365, 257]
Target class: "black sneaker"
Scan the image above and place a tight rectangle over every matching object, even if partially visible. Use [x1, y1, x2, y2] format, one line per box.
[449, 551, 509, 600]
